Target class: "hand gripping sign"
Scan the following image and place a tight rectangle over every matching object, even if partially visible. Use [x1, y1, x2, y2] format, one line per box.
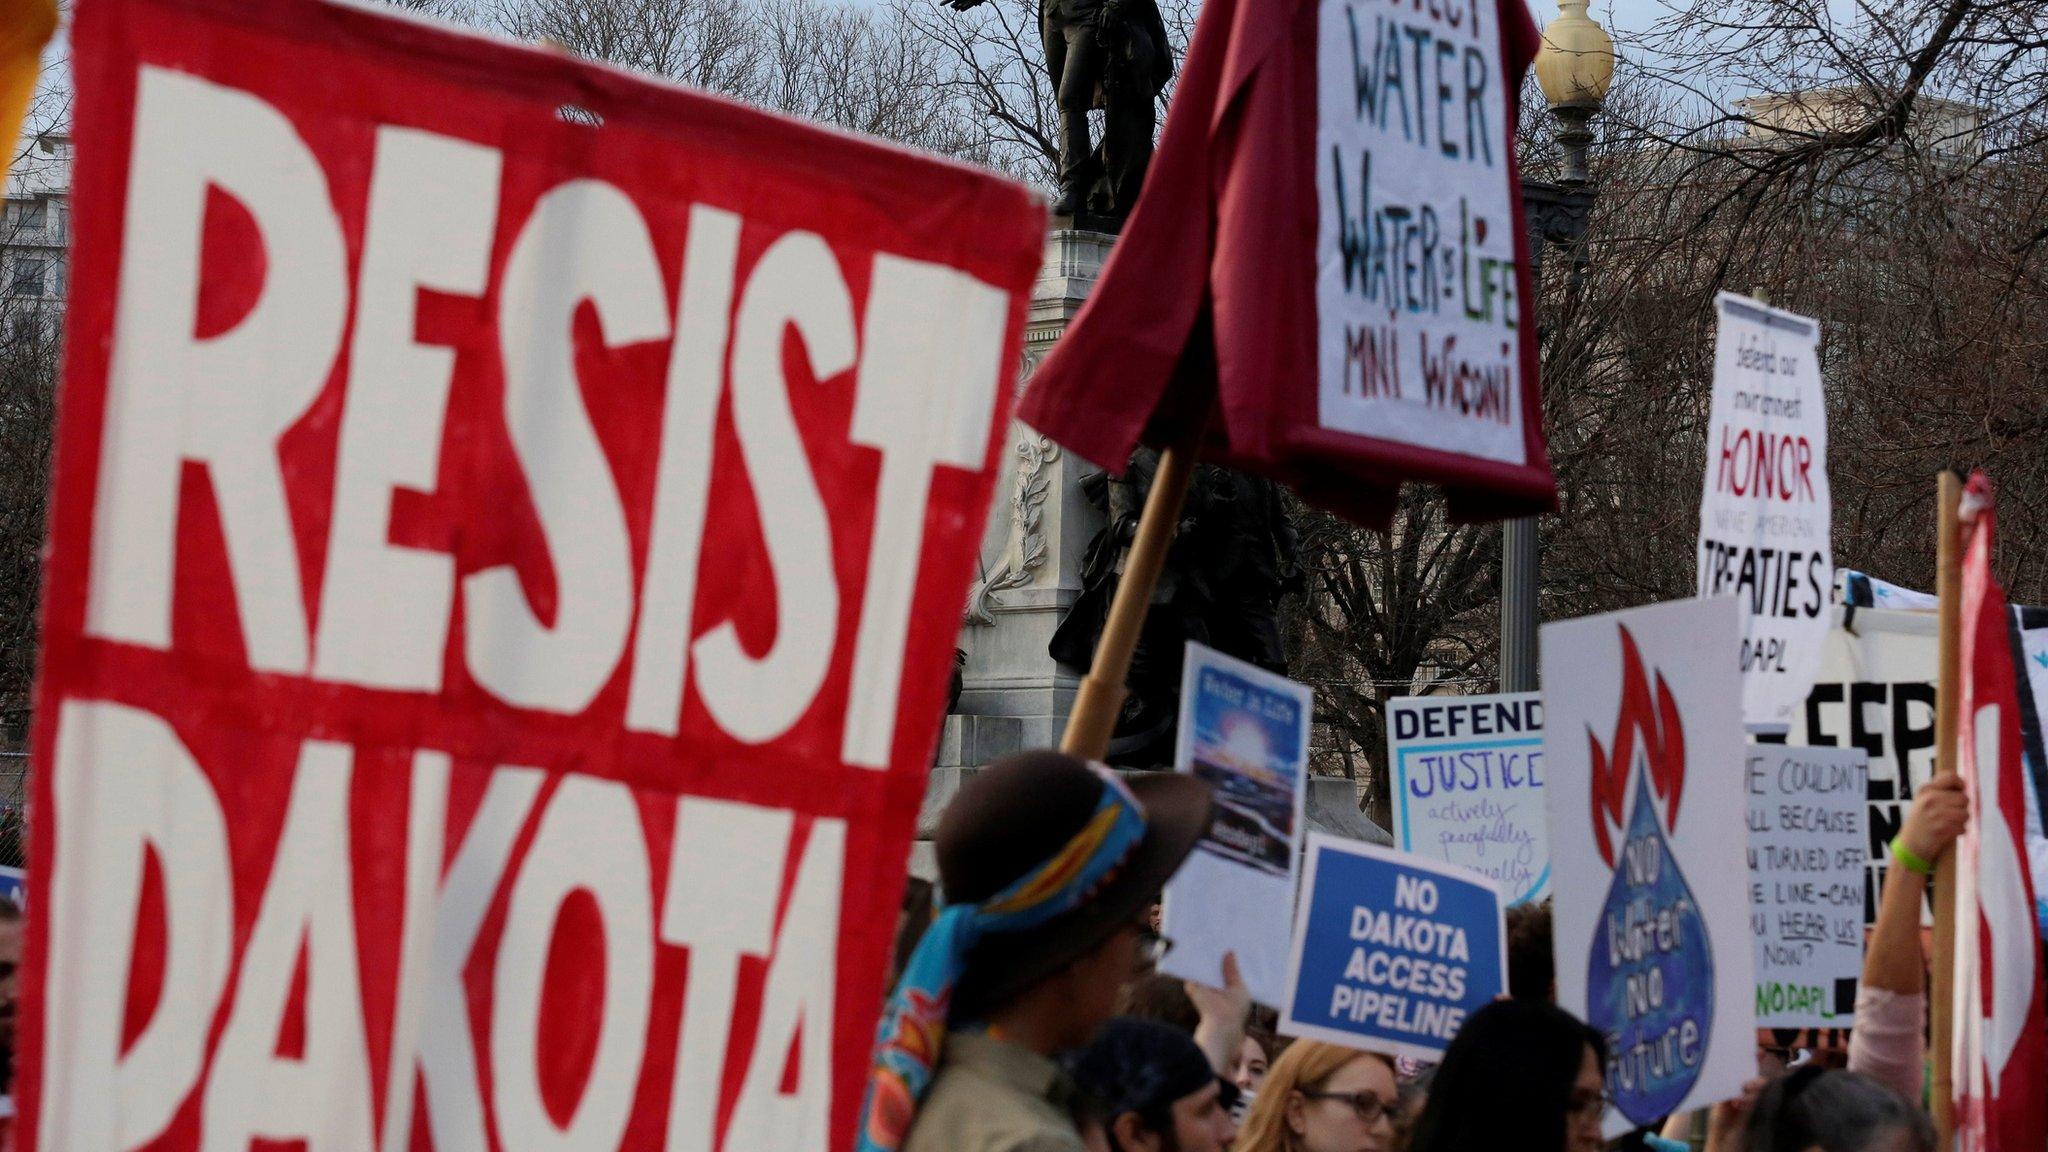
[26, 2, 1044, 1150]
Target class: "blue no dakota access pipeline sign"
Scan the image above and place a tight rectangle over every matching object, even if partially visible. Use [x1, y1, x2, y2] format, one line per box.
[1282, 834, 1507, 1061]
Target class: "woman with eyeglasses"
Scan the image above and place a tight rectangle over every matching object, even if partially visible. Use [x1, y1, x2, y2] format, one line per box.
[1406, 999, 1609, 1152]
[1232, 1040, 1399, 1152]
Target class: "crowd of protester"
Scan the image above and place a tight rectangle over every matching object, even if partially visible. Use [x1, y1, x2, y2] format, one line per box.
[865, 748, 1968, 1152]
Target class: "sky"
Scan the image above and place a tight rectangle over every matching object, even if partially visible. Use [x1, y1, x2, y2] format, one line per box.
[21, 0, 1867, 142]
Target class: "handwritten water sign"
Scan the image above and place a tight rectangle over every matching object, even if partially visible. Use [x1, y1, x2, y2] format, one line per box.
[1388, 693, 1547, 903]
[1282, 835, 1506, 1061]
[1314, 0, 1531, 466]
[1747, 747, 1867, 1028]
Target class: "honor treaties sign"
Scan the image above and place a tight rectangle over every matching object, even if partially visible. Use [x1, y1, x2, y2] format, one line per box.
[1696, 293, 1831, 733]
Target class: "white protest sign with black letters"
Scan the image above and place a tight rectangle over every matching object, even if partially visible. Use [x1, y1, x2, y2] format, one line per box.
[1782, 607, 1937, 923]
[1315, 0, 1531, 465]
[1544, 597, 1756, 1135]
[1387, 692, 1547, 905]
[1697, 293, 1831, 733]
[1746, 746, 1867, 1028]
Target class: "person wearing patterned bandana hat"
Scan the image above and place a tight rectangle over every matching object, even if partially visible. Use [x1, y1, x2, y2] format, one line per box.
[859, 749, 1214, 1152]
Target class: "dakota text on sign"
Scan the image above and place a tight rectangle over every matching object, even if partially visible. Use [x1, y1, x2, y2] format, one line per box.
[26, 3, 1044, 1151]
[1282, 836, 1505, 1062]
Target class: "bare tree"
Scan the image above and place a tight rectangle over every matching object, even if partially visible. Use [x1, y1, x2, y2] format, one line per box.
[486, 0, 769, 96]
[889, 0, 1060, 182]
[889, 0, 1198, 187]
[0, 296, 62, 748]
[381, 0, 476, 18]
[1288, 491, 1502, 828]
[1530, 61, 2048, 610]
[470, 0, 994, 162]
[752, 0, 995, 159]
[0, 39, 73, 747]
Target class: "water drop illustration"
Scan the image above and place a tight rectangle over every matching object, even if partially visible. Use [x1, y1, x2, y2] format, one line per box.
[1587, 765, 1714, 1126]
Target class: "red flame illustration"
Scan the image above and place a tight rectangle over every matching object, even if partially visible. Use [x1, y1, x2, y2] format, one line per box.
[1587, 625, 1687, 866]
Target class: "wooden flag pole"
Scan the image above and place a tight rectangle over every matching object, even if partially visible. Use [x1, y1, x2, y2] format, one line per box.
[1930, 469, 1964, 1147]
[1061, 424, 1203, 760]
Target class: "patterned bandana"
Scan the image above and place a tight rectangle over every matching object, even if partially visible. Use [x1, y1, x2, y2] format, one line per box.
[857, 767, 1148, 1152]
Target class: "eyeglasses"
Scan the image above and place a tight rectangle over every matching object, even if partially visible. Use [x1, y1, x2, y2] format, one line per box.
[1300, 1091, 1395, 1126]
[1133, 923, 1173, 965]
[1567, 1090, 1610, 1124]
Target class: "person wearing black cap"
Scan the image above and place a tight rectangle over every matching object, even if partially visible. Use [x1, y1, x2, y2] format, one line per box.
[857, 749, 1214, 1152]
[1067, 1019, 1241, 1152]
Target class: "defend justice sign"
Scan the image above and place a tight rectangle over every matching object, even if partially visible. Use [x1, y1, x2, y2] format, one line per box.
[28, 1, 1042, 1150]
[1696, 293, 1831, 732]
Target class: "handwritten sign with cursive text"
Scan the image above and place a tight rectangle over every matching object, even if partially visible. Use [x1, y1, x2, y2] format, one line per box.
[1745, 746, 1866, 1028]
[1388, 692, 1547, 904]
[1315, 0, 1528, 464]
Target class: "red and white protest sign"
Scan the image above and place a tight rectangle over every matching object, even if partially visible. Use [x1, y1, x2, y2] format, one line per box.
[23, 1, 1043, 1149]
[1952, 475, 2048, 1152]
[1695, 293, 1831, 734]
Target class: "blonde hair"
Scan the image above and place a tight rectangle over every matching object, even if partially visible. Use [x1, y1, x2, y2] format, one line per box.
[1234, 1040, 1396, 1152]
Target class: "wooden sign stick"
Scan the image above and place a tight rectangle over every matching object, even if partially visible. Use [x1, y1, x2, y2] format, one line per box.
[1060, 424, 1203, 760]
[1930, 469, 1963, 1147]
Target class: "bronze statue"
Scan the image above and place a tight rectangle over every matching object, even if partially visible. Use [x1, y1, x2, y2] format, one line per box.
[947, 0, 1172, 223]
[1050, 452, 1302, 767]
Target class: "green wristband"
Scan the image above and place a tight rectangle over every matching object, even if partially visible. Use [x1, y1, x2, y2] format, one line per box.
[1890, 837, 1935, 876]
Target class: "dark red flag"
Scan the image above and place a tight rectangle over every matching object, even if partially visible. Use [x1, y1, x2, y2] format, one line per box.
[1018, 0, 1555, 528]
[1954, 473, 2048, 1152]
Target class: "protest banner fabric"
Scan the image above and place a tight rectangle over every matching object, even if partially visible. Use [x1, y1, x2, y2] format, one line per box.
[2014, 608, 2048, 937]
[1014, 0, 1554, 530]
[1387, 693, 1547, 904]
[1841, 569, 1939, 612]
[1778, 607, 1937, 923]
[1744, 747, 1866, 1029]
[1160, 644, 1312, 1007]
[1696, 293, 1831, 734]
[2015, 610, 2048, 769]
[1281, 835, 1505, 1062]
[27, 2, 1044, 1149]
[1543, 597, 1755, 1134]
[1825, 590, 2048, 936]
[1951, 479, 2048, 1152]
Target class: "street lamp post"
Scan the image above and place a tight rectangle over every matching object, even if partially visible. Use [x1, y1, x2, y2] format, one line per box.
[1501, 0, 1613, 693]
[1536, 0, 1615, 186]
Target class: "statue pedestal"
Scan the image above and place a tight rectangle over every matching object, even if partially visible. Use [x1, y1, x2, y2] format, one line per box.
[913, 230, 1115, 872]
